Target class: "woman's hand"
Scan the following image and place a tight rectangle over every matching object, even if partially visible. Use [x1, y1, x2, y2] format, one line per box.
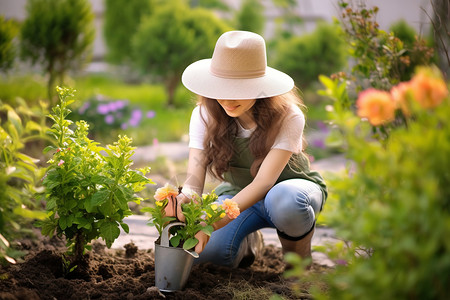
[194, 223, 210, 254]
[174, 193, 190, 222]
[163, 195, 178, 218]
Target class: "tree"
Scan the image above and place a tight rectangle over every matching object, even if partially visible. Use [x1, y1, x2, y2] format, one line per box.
[429, 0, 450, 76]
[234, 0, 265, 35]
[273, 22, 348, 89]
[103, 0, 153, 65]
[0, 16, 18, 73]
[20, 0, 95, 104]
[132, 1, 231, 107]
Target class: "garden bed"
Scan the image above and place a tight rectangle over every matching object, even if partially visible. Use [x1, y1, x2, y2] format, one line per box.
[0, 230, 328, 299]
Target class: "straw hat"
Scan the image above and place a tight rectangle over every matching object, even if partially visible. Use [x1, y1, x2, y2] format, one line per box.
[182, 31, 294, 100]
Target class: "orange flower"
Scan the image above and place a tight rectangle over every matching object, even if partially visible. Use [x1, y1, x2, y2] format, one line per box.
[356, 89, 396, 126]
[409, 71, 448, 109]
[390, 81, 412, 116]
[154, 183, 178, 201]
[221, 199, 240, 219]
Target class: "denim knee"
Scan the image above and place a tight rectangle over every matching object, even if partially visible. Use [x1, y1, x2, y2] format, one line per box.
[264, 179, 322, 238]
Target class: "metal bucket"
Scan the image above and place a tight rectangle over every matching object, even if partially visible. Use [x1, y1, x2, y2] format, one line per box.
[154, 222, 195, 292]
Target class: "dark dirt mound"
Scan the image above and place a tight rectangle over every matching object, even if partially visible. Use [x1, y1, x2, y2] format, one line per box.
[0, 233, 319, 300]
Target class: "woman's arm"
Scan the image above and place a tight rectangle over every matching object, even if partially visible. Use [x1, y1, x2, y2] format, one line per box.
[212, 148, 293, 231]
[183, 147, 207, 195]
[171, 148, 207, 221]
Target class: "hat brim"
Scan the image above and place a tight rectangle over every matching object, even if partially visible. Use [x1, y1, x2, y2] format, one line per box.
[182, 59, 294, 100]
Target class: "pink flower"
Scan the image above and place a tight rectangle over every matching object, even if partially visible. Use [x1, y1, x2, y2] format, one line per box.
[221, 199, 240, 219]
[356, 89, 396, 126]
[390, 82, 412, 116]
[58, 160, 64, 166]
[154, 183, 178, 201]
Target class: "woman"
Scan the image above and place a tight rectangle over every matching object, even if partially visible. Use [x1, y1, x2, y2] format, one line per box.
[172, 31, 327, 268]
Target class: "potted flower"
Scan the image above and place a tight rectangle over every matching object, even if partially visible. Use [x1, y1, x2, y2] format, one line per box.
[142, 183, 239, 291]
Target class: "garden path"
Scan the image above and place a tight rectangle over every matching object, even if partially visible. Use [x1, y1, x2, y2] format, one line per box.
[112, 141, 347, 268]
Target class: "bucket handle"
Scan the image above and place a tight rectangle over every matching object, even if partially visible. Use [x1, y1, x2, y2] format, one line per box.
[161, 222, 185, 247]
[160, 222, 200, 258]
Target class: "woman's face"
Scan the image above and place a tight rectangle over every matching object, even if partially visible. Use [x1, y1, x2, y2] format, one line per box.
[216, 99, 257, 119]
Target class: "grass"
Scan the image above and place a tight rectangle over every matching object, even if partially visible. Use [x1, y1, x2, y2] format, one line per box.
[0, 73, 195, 145]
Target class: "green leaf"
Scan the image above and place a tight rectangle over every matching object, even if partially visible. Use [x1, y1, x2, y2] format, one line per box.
[183, 237, 199, 250]
[39, 219, 57, 237]
[113, 188, 128, 211]
[91, 174, 114, 186]
[43, 145, 57, 154]
[170, 235, 181, 248]
[100, 221, 120, 248]
[66, 199, 77, 210]
[75, 218, 92, 230]
[127, 172, 150, 184]
[90, 190, 110, 207]
[7, 107, 23, 135]
[200, 225, 214, 236]
[120, 222, 129, 233]
[13, 207, 47, 220]
[46, 197, 57, 210]
[59, 215, 68, 230]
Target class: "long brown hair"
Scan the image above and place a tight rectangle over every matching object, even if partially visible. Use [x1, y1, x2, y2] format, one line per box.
[199, 89, 306, 180]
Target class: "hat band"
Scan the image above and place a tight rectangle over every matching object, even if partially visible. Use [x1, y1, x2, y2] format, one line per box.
[210, 65, 266, 79]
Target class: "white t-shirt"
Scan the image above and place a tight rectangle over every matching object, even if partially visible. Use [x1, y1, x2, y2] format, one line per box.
[188, 104, 305, 154]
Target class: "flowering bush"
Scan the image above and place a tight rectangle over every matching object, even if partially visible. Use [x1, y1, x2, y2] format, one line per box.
[302, 66, 450, 299]
[73, 94, 155, 141]
[143, 184, 240, 250]
[38, 87, 153, 262]
[337, 0, 434, 92]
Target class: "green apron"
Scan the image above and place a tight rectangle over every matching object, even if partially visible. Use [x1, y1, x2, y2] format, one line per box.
[214, 137, 328, 209]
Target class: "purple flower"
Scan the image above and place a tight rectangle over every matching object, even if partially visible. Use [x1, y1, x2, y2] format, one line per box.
[97, 104, 109, 115]
[79, 102, 90, 114]
[115, 100, 126, 110]
[335, 259, 348, 266]
[146, 110, 156, 118]
[121, 123, 128, 130]
[129, 109, 143, 127]
[105, 114, 114, 124]
[312, 139, 326, 149]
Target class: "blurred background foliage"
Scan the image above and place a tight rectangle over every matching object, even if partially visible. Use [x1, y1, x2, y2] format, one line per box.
[1, 0, 443, 154]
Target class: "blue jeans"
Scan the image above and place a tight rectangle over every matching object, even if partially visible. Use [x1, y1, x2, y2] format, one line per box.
[195, 179, 324, 267]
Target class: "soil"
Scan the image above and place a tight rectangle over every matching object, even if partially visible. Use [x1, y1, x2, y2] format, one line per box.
[0, 232, 326, 300]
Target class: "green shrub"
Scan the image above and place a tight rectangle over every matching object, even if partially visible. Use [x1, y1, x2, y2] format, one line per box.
[234, 0, 265, 34]
[20, 0, 95, 104]
[273, 22, 348, 89]
[38, 87, 152, 262]
[0, 16, 18, 73]
[337, 0, 434, 92]
[131, 0, 231, 107]
[309, 66, 450, 299]
[389, 19, 416, 46]
[0, 99, 48, 264]
[103, 0, 153, 65]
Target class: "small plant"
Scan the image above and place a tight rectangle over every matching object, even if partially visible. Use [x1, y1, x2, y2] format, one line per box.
[143, 184, 239, 250]
[38, 87, 153, 262]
